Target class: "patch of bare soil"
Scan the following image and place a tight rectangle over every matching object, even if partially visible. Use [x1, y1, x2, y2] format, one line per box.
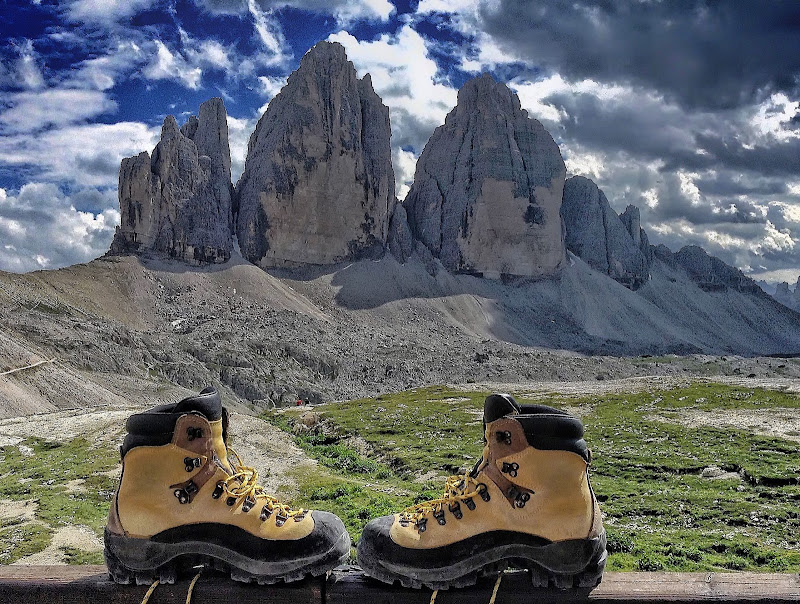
[13, 525, 102, 565]
[0, 499, 38, 523]
[649, 408, 800, 443]
[226, 412, 316, 498]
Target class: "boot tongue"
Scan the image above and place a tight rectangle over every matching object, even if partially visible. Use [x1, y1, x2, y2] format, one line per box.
[483, 393, 520, 424]
[173, 387, 222, 421]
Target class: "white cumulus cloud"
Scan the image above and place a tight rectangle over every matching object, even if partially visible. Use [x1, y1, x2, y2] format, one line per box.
[0, 183, 119, 273]
[0, 122, 159, 188]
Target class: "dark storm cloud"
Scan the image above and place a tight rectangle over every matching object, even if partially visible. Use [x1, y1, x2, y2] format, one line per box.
[647, 173, 765, 226]
[688, 134, 800, 176]
[483, 0, 800, 110]
[694, 175, 788, 197]
[545, 89, 700, 161]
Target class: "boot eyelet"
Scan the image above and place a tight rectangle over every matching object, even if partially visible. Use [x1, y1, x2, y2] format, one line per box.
[399, 518, 410, 527]
[174, 480, 197, 504]
[433, 509, 446, 525]
[275, 513, 288, 527]
[184, 457, 202, 472]
[477, 483, 490, 502]
[260, 505, 273, 521]
[212, 482, 224, 499]
[226, 496, 237, 506]
[242, 497, 256, 513]
[448, 502, 463, 519]
[294, 510, 307, 522]
[416, 518, 427, 533]
[501, 462, 519, 477]
[187, 427, 203, 441]
[496, 430, 512, 445]
[464, 497, 476, 511]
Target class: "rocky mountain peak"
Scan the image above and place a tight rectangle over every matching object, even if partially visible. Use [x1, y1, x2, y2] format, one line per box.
[108, 98, 234, 265]
[402, 74, 566, 279]
[235, 41, 395, 268]
[561, 176, 651, 289]
[454, 73, 520, 117]
[672, 245, 760, 293]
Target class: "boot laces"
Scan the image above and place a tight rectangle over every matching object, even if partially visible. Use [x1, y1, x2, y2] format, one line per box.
[400, 466, 485, 522]
[222, 448, 304, 519]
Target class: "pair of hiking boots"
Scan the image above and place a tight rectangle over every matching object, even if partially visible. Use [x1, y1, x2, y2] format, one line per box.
[105, 388, 606, 590]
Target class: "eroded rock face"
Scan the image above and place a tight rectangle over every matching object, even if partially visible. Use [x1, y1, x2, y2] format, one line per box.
[672, 245, 761, 293]
[109, 98, 234, 264]
[403, 74, 566, 279]
[235, 41, 395, 268]
[620, 205, 654, 267]
[561, 176, 650, 289]
[387, 204, 414, 264]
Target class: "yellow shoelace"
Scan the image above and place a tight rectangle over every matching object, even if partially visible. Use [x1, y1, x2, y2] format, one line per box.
[222, 448, 305, 519]
[400, 470, 485, 522]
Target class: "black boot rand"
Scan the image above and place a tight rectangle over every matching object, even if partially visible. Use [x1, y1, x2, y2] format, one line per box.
[357, 394, 606, 590]
[104, 387, 350, 585]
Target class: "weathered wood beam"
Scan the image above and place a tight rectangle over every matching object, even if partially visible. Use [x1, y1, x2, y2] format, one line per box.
[0, 566, 797, 603]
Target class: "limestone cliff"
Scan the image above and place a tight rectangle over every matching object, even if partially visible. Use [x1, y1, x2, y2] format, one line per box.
[561, 176, 650, 289]
[403, 74, 567, 279]
[109, 98, 234, 264]
[235, 41, 394, 268]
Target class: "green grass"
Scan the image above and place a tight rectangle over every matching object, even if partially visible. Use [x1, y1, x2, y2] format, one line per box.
[0, 436, 119, 563]
[264, 383, 800, 572]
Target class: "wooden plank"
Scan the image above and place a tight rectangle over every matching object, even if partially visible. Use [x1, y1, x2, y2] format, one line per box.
[327, 568, 800, 604]
[0, 565, 325, 604]
[0, 566, 797, 604]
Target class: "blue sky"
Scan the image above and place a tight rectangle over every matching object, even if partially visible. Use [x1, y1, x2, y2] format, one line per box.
[2, 0, 800, 285]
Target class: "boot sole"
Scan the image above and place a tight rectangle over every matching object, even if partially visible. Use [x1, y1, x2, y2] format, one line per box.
[104, 527, 350, 585]
[357, 531, 607, 591]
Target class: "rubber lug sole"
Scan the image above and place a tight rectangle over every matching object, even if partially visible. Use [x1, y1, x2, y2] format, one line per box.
[104, 528, 350, 585]
[358, 532, 606, 591]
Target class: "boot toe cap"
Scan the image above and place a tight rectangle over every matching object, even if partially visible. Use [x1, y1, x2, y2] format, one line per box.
[356, 515, 397, 566]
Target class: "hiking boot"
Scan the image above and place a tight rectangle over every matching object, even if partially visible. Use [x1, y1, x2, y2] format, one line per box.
[104, 387, 350, 585]
[357, 393, 606, 590]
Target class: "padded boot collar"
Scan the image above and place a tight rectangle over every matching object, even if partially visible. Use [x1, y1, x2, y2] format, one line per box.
[483, 393, 589, 461]
[122, 387, 224, 456]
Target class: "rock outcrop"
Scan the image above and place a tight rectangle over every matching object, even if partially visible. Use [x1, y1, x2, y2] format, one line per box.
[387, 204, 414, 264]
[403, 74, 567, 279]
[775, 281, 793, 306]
[109, 98, 234, 264]
[672, 245, 761, 293]
[619, 205, 654, 267]
[235, 41, 395, 268]
[561, 176, 650, 289]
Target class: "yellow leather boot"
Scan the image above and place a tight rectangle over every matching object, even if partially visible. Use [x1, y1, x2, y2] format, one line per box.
[105, 387, 350, 585]
[357, 393, 605, 589]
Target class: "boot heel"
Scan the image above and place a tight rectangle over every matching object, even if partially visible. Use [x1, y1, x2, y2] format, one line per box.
[104, 528, 180, 585]
[103, 540, 135, 585]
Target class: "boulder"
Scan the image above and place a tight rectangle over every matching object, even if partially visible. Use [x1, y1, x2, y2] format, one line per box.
[235, 41, 395, 268]
[109, 98, 234, 264]
[403, 74, 567, 279]
[561, 176, 649, 288]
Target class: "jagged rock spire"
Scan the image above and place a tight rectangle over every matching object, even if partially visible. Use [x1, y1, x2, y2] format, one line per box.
[561, 176, 650, 289]
[235, 41, 395, 268]
[109, 98, 234, 265]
